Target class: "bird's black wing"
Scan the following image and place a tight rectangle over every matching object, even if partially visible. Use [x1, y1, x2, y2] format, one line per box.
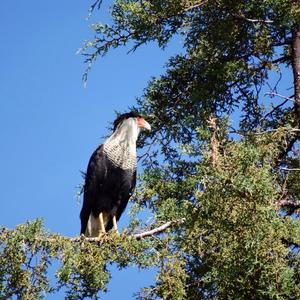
[117, 169, 136, 219]
[105, 169, 137, 230]
[80, 144, 107, 234]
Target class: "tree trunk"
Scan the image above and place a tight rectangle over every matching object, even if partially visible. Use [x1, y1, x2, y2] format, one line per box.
[207, 116, 219, 167]
[292, 24, 300, 124]
[279, 23, 300, 162]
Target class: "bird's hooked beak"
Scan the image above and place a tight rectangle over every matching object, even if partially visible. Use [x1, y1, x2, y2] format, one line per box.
[137, 117, 151, 131]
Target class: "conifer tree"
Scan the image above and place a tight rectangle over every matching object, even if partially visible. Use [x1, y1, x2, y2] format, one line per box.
[1, 1, 300, 299]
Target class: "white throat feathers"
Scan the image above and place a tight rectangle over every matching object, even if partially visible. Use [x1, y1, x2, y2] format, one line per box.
[103, 118, 140, 171]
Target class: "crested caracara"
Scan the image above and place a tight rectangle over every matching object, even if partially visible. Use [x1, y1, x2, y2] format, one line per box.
[80, 112, 151, 237]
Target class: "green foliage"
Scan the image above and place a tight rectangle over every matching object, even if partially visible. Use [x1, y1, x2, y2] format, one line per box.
[184, 142, 298, 299]
[0, 220, 162, 299]
[136, 136, 300, 299]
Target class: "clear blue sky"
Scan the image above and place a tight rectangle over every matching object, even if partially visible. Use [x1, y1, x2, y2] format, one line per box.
[0, 1, 179, 298]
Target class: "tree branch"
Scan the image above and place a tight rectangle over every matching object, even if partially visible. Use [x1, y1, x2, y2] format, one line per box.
[134, 221, 173, 239]
[280, 167, 300, 171]
[71, 219, 185, 242]
[281, 238, 300, 249]
[232, 13, 273, 24]
[277, 199, 300, 209]
[264, 92, 295, 102]
[183, 1, 204, 13]
[277, 135, 299, 162]
[260, 98, 290, 122]
[207, 116, 219, 167]
[90, 0, 102, 13]
[230, 128, 300, 136]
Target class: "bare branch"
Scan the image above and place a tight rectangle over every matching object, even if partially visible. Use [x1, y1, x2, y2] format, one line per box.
[135, 218, 185, 238]
[134, 221, 173, 239]
[90, 0, 102, 13]
[277, 200, 300, 209]
[207, 116, 219, 167]
[70, 219, 186, 242]
[230, 128, 300, 136]
[232, 13, 273, 24]
[265, 92, 295, 102]
[183, 1, 204, 13]
[280, 167, 300, 171]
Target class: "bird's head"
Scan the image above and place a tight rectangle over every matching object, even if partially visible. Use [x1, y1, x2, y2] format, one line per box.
[113, 112, 151, 133]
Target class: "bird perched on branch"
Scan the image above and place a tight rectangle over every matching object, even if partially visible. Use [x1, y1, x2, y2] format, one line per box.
[80, 112, 151, 237]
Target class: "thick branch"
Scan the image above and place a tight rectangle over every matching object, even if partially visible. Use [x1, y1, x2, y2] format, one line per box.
[134, 221, 173, 239]
[71, 219, 185, 242]
[134, 218, 185, 238]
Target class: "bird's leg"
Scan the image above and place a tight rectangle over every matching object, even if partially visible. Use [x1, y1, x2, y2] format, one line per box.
[112, 215, 119, 233]
[99, 212, 106, 235]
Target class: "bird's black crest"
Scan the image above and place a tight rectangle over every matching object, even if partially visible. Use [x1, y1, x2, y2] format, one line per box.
[113, 112, 141, 131]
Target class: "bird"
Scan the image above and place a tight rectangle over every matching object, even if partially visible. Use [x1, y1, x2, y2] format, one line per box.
[80, 112, 151, 237]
